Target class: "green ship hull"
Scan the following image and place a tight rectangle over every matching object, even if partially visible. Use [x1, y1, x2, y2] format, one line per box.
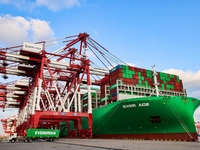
[92, 96, 200, 141]
[59, 65, 200, 141]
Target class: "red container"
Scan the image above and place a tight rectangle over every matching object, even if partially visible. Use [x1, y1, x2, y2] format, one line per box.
[129, 66, 135, 71]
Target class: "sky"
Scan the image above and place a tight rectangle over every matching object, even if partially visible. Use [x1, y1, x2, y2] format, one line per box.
[0, 0, 200, 135]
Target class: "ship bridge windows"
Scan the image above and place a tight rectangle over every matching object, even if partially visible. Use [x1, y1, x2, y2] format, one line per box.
[150, 116, 162, 124]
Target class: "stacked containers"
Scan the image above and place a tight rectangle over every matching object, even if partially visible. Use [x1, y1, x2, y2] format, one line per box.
[158, 72, 183, 91]
[82, 93, 89, 112]
[100, 74, 110, 105]
[82, 92, 97, 112]
[100, 74, 110, 97]
[110, 83, 117, 102]
[107, 65, 184, 97]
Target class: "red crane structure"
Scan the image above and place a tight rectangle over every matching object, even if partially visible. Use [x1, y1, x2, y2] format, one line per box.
[1, 115, 16, 135]
[0, 33, 124, 138]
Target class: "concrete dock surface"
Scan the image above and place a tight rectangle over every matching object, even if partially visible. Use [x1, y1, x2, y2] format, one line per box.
[0, 138, 200, 150]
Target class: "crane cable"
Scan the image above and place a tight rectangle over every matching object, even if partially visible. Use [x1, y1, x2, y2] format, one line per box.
[168, 98, 194, 140]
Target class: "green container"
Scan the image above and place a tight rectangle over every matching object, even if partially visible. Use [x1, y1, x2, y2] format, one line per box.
[60, 122, 67, 137]
[83, 96, 88, 100]
[110, 84, 117, 90]
[138, 72, 141, 76]
[145, 81, 148, 86]
[126, 70, 130, 74]
[123, 73, 132, 78]
[122, 69, 126, 73]
[122, 73, 126, 78]
[124, 65, 129, 69]
[130, 70, 135, 75]
[26, 128, 59, 139]
[83, 93, 88, 99]
[161, 76, 166, 80]
[170, 74, 174, 78]
[83, 103, 88, 107]
[138, 80, 142, 85]
[161, 84, 164, 89]
[91, 92, 96, 98]
[177, 77, 180, 83]
[166, 84, 174, 90]
[128, 74, 132, 78]
[81, 117, 89, 129]
[100, 97, 107, 102]
[147, 73, 153, 78]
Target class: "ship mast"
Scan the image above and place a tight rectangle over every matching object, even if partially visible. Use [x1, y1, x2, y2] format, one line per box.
[152, 65, 159, 97]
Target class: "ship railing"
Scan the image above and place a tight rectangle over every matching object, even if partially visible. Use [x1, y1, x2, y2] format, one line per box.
[116, 80, 187, 98]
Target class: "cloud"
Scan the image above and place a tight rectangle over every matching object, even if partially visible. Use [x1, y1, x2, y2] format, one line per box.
[127, 62, 136, 67]
[30, 19, 54, 42]
[194, 107, 200, 121]
[0, 0, 82, 12]
[36, 0, 81, 11]
[162, 68, 200, 90]
[191, 90, 200, 98]
[0, 15, 55, 46]
[0, 15, 30, 46]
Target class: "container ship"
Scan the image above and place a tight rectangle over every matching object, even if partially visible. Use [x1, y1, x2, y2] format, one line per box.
[76, 64, 200, 141]
[1, 34, 199, 142]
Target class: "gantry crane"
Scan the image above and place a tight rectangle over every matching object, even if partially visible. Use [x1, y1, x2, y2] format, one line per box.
[0, 33, 125, 138]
